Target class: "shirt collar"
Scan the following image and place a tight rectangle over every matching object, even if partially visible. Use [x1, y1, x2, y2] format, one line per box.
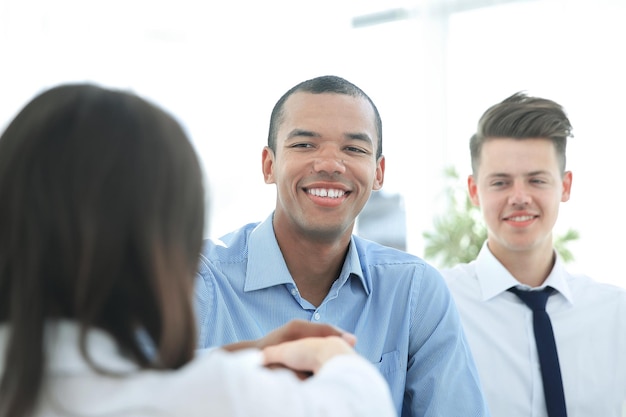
[341, 238, 370, 295]
[476, 242, 574, 304]
[244, 213, 369, 295]
[543, 256, 574, 303]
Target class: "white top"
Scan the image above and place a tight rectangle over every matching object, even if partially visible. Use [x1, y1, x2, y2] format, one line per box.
[0, 321, 396, 417]
[443, 244, 626, 417]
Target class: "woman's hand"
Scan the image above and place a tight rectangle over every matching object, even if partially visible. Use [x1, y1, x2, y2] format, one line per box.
[220, 320, 357, 379]
[262, 335, 357, 377]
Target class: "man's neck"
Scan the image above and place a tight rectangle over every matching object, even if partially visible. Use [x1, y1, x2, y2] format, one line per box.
[274, 224, 351, 307]
[489, 242, 556, 288]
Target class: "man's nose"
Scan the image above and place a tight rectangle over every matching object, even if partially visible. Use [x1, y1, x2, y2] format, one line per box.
[508, 181, 531, 205]
[313, 148, 346, 175]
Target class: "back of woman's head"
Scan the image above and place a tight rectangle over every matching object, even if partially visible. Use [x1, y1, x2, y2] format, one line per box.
[0, 84, 205, 417]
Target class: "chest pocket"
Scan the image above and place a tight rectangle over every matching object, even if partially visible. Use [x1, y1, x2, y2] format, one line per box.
[374, 350, 402, 376]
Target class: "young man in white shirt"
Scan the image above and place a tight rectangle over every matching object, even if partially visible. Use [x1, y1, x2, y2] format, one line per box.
[442, 92, 626, 417]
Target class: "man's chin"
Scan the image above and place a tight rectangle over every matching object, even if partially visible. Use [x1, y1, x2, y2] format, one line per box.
[301, 223, 352, 243]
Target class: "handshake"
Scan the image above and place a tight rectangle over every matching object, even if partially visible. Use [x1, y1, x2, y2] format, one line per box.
[221, 320, 358, 379]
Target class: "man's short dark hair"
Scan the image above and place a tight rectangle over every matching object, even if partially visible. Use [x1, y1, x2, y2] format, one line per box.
[267, 75, 383, 159]
[470, 92, 573, 175]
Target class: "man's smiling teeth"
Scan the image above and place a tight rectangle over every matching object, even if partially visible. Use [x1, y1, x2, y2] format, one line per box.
[508, 215, 535, 222]
[308, 188, 345, 198]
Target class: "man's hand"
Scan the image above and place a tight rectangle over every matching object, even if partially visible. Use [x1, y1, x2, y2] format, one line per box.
[220, 320, 357, 379]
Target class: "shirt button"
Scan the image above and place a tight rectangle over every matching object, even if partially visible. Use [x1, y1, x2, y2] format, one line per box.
[314, 312, 321, 321]
[291, 288, 297, 296]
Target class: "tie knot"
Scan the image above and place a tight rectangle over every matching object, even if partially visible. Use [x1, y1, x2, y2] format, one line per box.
[508, 286, 554, 311]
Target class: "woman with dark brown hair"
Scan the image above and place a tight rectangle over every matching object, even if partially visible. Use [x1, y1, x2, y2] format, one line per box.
[0, 84, 395, 417]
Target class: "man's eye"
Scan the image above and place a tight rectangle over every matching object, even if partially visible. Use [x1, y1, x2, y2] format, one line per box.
[346, 146, 367, 153]
[291, 143, 313, 148]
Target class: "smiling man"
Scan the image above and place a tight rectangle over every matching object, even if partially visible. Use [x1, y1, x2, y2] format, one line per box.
[442, 92, 626, 417]
[194, 75, 490, 417]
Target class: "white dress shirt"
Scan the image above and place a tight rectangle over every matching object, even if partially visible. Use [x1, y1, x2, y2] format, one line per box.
[443, 243, 626, 417]
[0, 320, 396, 417]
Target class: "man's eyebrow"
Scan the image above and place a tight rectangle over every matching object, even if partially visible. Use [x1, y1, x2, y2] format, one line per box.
[345, 132, 373, 144]
[527, 170, 551, 176]
[286, 129, 374, 145]
[287, 129, 320, 139]
[486, 170, 551, 179]
[486, 172, 511, 179]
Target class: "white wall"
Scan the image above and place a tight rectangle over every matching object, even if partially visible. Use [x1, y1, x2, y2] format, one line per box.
[1, 0, 624, 288]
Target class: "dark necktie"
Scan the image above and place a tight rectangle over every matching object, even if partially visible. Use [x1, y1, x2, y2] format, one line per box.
[509, 287, 567, 417]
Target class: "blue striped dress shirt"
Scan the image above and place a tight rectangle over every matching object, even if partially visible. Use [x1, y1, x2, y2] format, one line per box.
[194, 214, 490, 417]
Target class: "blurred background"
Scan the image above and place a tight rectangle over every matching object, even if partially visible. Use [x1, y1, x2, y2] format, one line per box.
[2, 0, 624, 287]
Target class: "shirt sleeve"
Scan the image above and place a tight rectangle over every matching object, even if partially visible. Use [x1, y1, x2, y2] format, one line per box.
[182, 349, 397, 417]
[405, 264, 490, 417]
[193, 253, 215, 348]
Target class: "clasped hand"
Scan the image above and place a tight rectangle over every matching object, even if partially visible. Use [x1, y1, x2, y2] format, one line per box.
[222, 320, 357, 379]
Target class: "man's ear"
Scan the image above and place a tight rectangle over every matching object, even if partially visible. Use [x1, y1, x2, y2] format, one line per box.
[262, 146, 276, 184]
[468, 174, 480, 207]
[561, 170, 573, 202]
[372, 155, 385, 190]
